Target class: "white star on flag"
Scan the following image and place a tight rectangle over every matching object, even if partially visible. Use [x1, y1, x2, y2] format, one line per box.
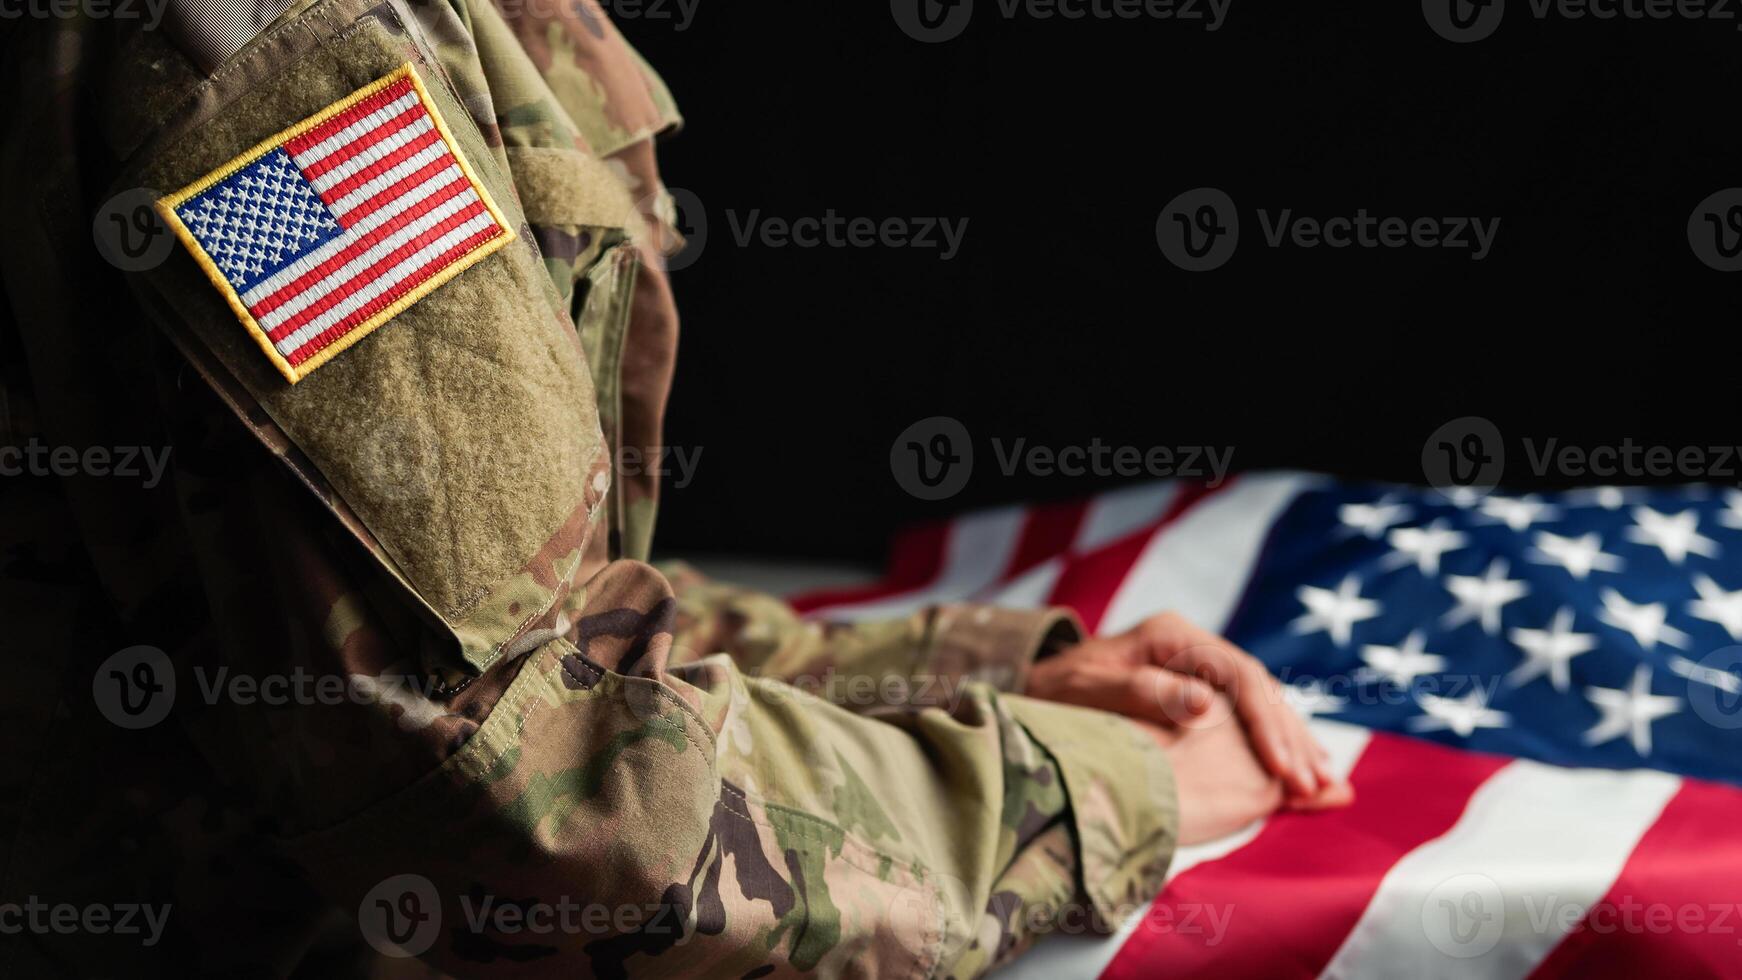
[1566, 485, 1638, 511]
[1292, 575, 1381, 647]
[1442, 560, 1530, 635]
[1720, 489, 1742, 529]
[1359, 632, 1448, 687]
[1437, 486, 1488, 508]
[1283, 679, 1348, 718]
[1624, 507, 1719, 565]
[1409, 687, 1511, 738]
[1598, 588, 1690, 651]
[1507, 608, 1598, 692]
[1688, 574, 1742, 641]
[1476, 494, 1560, 532]
[1528, 530, 1624, 580]
[1583, 666, 1682, 757]
[1383, 519, 1467, 576]
[1339, 499, 1413, 539]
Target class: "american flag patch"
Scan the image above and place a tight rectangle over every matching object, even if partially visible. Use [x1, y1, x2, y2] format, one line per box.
[156, 63, 514, 384]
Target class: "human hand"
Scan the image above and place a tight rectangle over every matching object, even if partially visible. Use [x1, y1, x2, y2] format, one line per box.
[1136, 698, 1352, 845]
[1026, 611, 1351, 803]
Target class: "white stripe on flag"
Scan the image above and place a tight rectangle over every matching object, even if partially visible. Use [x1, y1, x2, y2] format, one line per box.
[983, 482, 1182, 610]
[275, 210, 495, 358]
[998, 719, 1373, 980]
[307, 115, 436, 194]
[812, 506, 1028, 621]
[257, 188, 481, 332]
[984, 558, 1063, 610]
[323, 140, 452, 217]
[293, 90, 420, 167]
[240, 164, 466, 306]
[1317, 761, 1681, 980]
[1075, 481, 1181, 552]
[1100, 473, 1316, 635]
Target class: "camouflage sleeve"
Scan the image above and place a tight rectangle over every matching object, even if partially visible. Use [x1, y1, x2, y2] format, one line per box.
[660, 562, 1086, 706]
[278, 558, 1178, 977]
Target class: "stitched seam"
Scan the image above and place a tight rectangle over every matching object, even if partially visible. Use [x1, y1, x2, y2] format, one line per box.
[558, 653, 604, 688]
[549, 636, 719, 756]
[473, 533, 590, 672]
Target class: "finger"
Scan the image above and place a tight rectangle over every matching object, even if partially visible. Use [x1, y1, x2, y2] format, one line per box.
[1143, 625, 1319, 795]
[1277, 685, 1329, 795]
[1284, 778, 1355, 812]
[1304, 728, 1337, 787]
[1278, 700, 1339, 790]
[1035, 660, 1215, 731]
[1136, 667, 1220, 728]
[1182, 644, 1310, 793]
[1249, 675, 1312, 793]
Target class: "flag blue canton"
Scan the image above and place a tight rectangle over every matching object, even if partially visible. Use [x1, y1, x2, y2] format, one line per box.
[175, 148, 342, 293]
[1230, 483, 1742, 786]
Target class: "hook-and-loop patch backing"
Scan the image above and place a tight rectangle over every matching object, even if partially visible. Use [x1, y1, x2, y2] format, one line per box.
[156, 63, 514, 384]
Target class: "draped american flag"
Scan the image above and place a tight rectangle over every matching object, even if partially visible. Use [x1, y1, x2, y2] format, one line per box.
[793, 475, 1742, 978]
[158, 64, 510, 384]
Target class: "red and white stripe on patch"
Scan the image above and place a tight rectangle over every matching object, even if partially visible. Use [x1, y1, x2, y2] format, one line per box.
[156, 63, 514, 384]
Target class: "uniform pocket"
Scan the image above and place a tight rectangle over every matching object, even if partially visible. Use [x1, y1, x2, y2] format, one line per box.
[575, 240, 642, 548]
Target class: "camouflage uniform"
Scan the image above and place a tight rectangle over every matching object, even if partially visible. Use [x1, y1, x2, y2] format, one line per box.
[0, 1, 1177, 976]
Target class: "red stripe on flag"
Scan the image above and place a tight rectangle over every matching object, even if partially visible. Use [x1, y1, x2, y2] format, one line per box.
[298, 102, 425, 182]
[1528, 778, 1742, 979]
[1101, 733, 1509, 980]
[268, 200, 489, 343]
[317, 127, 445, 205]
[1051, 480, 1220, 632]
[285, 222, 501, 366]
[252, 176, 472, 320]
[335, 154, 458, 226]
[1007, 500, 1089, 579]
[788, 522, 951, 614]
[283, 78, 416, 157]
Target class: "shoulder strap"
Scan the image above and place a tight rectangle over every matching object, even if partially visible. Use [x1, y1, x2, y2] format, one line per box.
[161, 0, 298, 74]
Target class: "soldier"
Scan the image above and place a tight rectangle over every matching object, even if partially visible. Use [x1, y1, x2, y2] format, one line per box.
[0, 1, 1348, 976]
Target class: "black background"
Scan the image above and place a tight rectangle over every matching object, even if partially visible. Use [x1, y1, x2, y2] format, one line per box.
[622, 1, 1740, 564]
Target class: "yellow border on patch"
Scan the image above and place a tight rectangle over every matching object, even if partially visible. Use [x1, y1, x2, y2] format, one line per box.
[154, 62, 517, 385]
